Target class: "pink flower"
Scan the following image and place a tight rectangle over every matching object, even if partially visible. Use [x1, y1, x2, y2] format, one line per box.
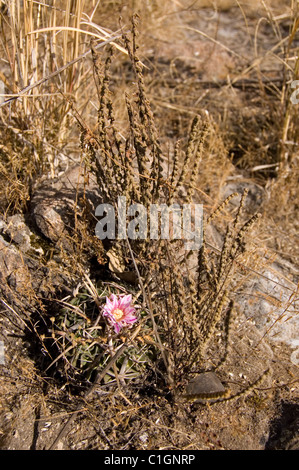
[102, 293, 138, 333]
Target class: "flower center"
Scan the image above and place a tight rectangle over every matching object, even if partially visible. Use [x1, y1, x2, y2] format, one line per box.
[112, 308, 124, 321]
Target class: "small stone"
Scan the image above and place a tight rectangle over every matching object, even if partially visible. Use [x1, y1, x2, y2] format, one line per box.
[184, 372, 226, 401]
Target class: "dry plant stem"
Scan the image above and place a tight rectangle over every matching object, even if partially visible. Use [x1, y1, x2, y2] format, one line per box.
[174, 115, 201, 195]
[213, 300, 235, 371]
[48, 324, 141, 450]
[186, 120, 209, 202]
[208, 368, 271, 405]
[126, 239, 169, 381]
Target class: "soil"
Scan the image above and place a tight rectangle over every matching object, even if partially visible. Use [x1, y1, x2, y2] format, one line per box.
[0, 0, 298, 451]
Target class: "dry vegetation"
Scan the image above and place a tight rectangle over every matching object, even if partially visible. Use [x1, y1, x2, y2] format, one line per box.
[0, 0, 298, 450]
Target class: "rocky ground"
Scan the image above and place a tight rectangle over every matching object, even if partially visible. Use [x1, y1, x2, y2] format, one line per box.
[0, 0, 298, 450]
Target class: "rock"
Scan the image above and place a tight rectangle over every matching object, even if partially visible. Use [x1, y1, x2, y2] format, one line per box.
[31, 165, 100, 250]
[33, 202, 70, 249]
[0, 214, 42, 254]
[106, 245, 138, 284]
[183, 372, 227, 401]
[0, 213, 73, 309]
[221, 180, 265, 214]
[0, 234, 32, 294]
[219, 181, 299, 367]
[237, 258, 299, 366]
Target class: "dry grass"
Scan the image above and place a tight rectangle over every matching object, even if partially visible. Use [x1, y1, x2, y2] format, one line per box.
[0, 0, 126, 212]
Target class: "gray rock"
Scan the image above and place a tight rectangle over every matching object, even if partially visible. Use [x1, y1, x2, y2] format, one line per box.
[0, 214, 42, 254]
[183, 372, 226, 401]
[237, 258, 299, 366]
[0, 234, 32, 294]
[221, 180, 265, 214]
[31, 165, 100, 250]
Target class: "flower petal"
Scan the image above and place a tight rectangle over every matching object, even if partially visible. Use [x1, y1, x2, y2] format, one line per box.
[118, 294, 132, 309]
[102, 293, 137, 333]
